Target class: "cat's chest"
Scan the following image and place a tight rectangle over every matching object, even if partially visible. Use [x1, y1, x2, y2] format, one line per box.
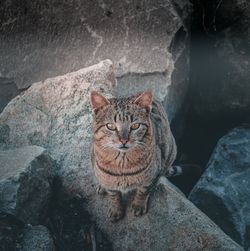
[96, 150, 150, 172]
[94, 157, 159, 191]
[93, 148, 161, 191]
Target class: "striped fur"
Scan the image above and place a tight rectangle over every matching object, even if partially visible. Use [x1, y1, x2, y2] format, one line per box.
[90, 91, 177, 222]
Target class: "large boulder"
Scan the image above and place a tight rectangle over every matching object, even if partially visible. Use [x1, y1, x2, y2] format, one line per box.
[21, 225, 55, 251]
[0, 213, 24, 250]
[189, 127, 250, 250]
[46, 180, 112, 251]
[0, 59, 116, 196]
[0, 0, 191, 122]
[0, 61, 243, 250]
[0, 146, 55, 224]
[190, 1, 250, 120]
[88, 176, 243, 251]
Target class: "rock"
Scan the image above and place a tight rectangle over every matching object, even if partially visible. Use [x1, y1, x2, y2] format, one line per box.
[0, 0, 191, 122]
[0, 212, 25, 250]
[0, 59, 116, 196]
[0, 77, 20, 113]
[0, 146, 55, 224]
[0, 123, 10, 149]
[21, 225, 54, 251]
[0, 61, 243, 250]
[190, 1, 250, 120]
[189, 127, 250, 250]
[46, 178, 112, 251]
[0, 213, 54, 250]
[88, 176, 243, 251]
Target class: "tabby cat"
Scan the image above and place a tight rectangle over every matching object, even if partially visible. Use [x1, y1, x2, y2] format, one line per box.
[90, 90, 179, 222]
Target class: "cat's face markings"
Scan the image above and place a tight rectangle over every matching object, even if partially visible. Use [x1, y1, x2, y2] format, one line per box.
[91, 91, 153, 152]
[102, 110, 148, 152]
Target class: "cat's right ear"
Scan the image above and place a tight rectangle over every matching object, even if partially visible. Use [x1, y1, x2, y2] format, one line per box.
[90, 91, 110, 113]
[133, 91, 153, 111]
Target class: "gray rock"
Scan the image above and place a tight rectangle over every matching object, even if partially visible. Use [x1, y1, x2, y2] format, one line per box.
[0, 0, 191, 122]
[0, 61, 243, 250]
[0, 59, 116, 197]
[189, 127, 250, 250]
[21, 225, 54, 251]
[0, 123, 10, 149]
[0, 146, 55, 224]
[0, 212, 25, 250]
[87, 176, 243, 251]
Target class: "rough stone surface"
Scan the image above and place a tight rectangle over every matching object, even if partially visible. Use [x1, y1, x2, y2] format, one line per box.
[190, 1, 250, 120]
[46, 180, 112, 251]
[0, 0, 191, 122]
[0, 61, 243, 250]
[88, 176, 243, 251]
[189, 127, 250, 250]
[21, 225, 54, 251]
[0, 146, 55, 224]
[0, 59, 116, 195]
[0, 212, 25, 251]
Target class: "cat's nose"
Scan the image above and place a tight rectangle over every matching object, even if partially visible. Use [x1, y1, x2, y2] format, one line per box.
[120, 139, 128, 145]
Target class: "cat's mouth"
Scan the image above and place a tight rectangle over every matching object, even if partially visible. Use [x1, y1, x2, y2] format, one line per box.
[118, 144, 130, 151]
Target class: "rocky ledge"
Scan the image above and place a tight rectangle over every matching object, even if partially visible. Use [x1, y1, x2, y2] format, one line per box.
[0, 146, 55, 224]
[0, 60, 243, 250]
[189, 127, 250, 250]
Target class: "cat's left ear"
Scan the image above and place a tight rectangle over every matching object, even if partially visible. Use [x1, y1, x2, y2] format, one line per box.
[133, 91, 153, 111]
[90, 91, 110, 113]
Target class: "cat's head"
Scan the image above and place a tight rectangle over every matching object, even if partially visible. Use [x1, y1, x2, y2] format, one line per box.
[90, 91, 153, 152]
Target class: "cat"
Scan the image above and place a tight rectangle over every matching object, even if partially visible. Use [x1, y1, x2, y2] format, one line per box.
[90, 90, 180, 222]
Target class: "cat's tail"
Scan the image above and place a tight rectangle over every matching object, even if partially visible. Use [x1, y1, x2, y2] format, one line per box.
[166, 164, 201, 177]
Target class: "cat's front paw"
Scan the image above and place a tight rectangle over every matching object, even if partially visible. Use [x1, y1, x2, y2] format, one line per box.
[108, 206, 124, 222]
[131, 200, 148, 217]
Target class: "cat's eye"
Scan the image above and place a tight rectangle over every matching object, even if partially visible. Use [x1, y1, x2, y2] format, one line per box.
[131, 123, 140, 130]
[106, 123, 116, 131]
